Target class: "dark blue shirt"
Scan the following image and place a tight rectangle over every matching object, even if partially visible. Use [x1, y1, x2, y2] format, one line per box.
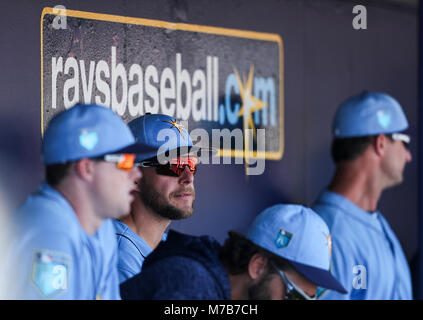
[120, 230, 231, 300]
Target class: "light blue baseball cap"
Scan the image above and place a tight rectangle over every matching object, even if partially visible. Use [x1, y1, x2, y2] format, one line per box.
[42, 104, 157, 165]
[246, 204, 346, 294]
[333, 92, 409, 138]
[128, 113, 215, 162]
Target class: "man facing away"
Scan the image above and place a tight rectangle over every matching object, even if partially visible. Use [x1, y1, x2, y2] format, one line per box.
[113, 113, 212, 283]
[9, 104, 156, 299]
[120, 204, 346, 300]
[312, 92, 413, 299]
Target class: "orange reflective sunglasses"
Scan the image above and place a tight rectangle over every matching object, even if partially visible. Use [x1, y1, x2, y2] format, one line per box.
[137, 156, 198, 177]
[96, 153, 136, 171]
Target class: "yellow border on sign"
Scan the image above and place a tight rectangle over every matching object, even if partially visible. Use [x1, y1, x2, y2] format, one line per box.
[41, 7, 284, 160]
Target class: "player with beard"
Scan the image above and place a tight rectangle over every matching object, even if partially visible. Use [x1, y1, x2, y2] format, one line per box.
[120, 204, 347, 300]
[112, 113, 208, 283]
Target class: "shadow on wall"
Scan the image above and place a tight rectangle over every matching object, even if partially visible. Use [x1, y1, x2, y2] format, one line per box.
[0, 116, 44, 210]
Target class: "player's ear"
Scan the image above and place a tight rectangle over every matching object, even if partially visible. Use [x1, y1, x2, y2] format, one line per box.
[74, 158, 96, 181]
[373, 134, 388, 157]
[248, 253, 268, 281]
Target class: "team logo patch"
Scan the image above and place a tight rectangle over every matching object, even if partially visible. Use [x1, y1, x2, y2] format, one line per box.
[163, 119, 187, 138]
[31, 250, 70, 299]
[79, 129, 98, 150]
[377, 110, 391, 129]
[275, 229, 293, 248]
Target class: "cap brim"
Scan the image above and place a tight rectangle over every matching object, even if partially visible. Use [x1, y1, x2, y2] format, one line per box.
[290, 261, 347, 294]
[188, 145, 218, 157]
[109, 142, 158, 157]
[144, 145, 218, 162]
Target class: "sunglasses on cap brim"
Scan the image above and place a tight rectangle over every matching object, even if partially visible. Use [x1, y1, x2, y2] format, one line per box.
[136, 156, 198, 177]
[94, 153, 136, 171]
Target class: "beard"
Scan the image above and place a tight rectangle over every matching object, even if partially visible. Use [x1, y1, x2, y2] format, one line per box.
[138, 177, 195, 220]
[248, 271, 278, 300]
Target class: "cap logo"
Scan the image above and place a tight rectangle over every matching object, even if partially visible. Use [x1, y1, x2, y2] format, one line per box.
[275, 229, 293, 248]
[163, 118, 186, 138]
[79, 129, 98, 150]
[377, 110, 391, 129]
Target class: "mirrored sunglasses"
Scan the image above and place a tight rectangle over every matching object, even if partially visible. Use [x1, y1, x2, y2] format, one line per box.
[136, 156, 198, 177]
[95, 153, 136, 171]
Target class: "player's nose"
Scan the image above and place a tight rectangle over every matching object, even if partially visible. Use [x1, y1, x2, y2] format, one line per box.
[179, 166, 194, 185]
[405, 148, 412, 162]
[130, 166, 142, 181]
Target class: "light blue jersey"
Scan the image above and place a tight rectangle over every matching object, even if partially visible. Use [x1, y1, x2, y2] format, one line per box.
[10, 182, 121, 300]
[113, 220, 167, 283]
[313, 190, 412, 300]
[113, 220, 152, 283]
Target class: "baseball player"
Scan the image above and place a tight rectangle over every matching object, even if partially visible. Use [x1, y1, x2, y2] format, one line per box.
[120, 204, 346, 300]
[113, 113, 211, 283]
[9, 104, 156, 299]
[312, 92, 413, 299]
